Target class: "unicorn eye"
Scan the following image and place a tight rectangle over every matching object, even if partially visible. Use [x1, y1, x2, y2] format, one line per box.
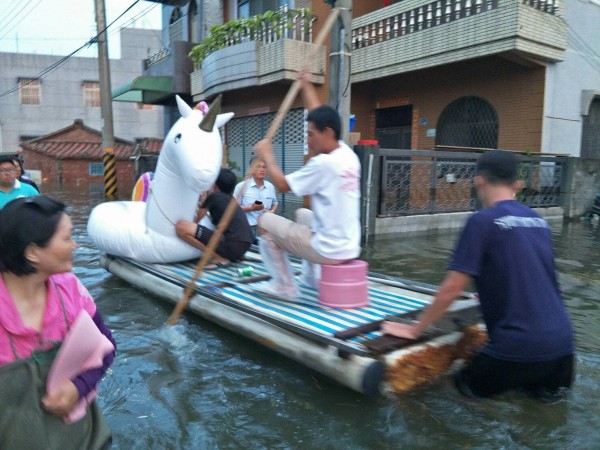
[174, 133, 182, 143]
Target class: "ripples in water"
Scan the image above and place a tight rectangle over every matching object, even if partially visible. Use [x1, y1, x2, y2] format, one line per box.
[46, 191, 600, 448]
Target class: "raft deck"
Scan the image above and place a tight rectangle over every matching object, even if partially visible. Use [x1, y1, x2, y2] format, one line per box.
[101, 251, 483, 395]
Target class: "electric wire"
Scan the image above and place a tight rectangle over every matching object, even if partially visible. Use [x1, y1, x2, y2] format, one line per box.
[0, 0, 43, 39]
[0, 0, 148, 100]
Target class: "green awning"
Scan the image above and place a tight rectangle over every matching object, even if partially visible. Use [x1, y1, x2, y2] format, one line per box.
[112, 76, 174, 103]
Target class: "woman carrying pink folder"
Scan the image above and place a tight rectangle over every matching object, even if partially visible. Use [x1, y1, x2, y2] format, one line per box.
[0, 196, 116, 450]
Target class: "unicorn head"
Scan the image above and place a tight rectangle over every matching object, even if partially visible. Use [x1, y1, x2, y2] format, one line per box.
[158, 94, 234, 193]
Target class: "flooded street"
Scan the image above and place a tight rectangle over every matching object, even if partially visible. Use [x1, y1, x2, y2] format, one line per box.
[58, 190, 599, 449]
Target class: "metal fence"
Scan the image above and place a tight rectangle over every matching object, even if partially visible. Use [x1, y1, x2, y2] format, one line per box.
[378, 149, 566, 216]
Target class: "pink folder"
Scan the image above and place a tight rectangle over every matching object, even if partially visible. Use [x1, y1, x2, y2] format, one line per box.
[47, 310, 115, 423]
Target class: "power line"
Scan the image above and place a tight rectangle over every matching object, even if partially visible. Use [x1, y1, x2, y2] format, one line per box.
[106, 2, 162, 43]
[0, 0, 144, 100]
[0, 0, 43, 38]
[0, 0, 35, 31]
[567, 28, 600, 76]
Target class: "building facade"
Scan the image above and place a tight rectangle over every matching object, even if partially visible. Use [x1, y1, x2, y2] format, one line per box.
[0, 28, 165, 158]
[542, 0, 600, 157]
[119, 0, 600, 216]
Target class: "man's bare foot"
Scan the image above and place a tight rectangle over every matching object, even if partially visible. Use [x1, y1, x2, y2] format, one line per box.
[205, 258, 231, 270]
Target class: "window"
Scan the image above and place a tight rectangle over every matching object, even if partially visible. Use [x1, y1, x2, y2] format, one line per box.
[88, 163, 104, 176]
[169, 7, 184, 42]
[18, 78, 41, 105]
[237, 0, 291, 18]
[238, 0, 249, 17]
[581, 97, 600, 158]
[436, 96, 498, 149]
[83, 81, 101, 107]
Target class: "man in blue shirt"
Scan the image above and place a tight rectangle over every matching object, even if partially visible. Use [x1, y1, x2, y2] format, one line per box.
[382, 150, 574, 400]
[0, 155, 39, 209]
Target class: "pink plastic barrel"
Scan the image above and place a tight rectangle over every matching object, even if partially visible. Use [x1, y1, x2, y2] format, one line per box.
[318, 260, 369, 308]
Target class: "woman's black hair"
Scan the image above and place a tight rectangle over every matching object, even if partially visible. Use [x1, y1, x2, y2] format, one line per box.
[306, 105, 341, 140]
[0, 196, 66, 275]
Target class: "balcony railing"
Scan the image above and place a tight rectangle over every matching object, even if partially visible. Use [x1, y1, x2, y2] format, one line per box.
[225, 9, 315, 45]
[352, 0, 558, 50]
[189, 7, 316, 69]
[144, 44, 171, 70]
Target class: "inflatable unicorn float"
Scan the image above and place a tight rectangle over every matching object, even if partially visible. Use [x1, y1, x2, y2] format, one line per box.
[87, 95, 233, 263]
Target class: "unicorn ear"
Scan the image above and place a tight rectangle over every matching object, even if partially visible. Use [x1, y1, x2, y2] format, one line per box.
[176, 95, 192, 118]
[216, 112, 235, 128]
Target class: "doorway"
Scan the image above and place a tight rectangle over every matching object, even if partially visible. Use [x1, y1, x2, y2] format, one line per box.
[376, 105, 413, 149]
[376, 105, 413, 214]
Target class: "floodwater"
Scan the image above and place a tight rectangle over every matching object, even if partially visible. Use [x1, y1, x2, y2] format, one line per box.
[55, 190, 599, 449]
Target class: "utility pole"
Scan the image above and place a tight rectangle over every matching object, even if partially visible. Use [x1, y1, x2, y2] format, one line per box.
[94, 0, 117, 199]
[327, 0, 352, 141]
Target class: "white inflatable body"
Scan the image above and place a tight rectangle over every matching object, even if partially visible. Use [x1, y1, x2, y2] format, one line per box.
[87, 96, 234, 263]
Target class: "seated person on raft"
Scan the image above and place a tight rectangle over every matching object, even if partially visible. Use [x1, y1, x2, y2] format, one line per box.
[176, 168, 253, 268]
[252, 69, 361, 300]
[233, 156, 279, 245]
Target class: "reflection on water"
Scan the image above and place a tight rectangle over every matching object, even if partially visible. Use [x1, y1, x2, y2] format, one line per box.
[54, 192, 600, 449]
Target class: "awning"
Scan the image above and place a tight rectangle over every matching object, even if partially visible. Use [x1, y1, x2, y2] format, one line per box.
[112, 76, 174, 103]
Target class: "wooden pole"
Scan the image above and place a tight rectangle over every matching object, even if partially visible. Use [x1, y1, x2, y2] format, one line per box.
[94, 0, 117, 200]
[167, 7, 343, 325]
[167, 199, 239, 324]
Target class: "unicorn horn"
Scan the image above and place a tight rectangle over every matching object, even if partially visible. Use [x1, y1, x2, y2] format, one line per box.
[199, 94, 222, 132]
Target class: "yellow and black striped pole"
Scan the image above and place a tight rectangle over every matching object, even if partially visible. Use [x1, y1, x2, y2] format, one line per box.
[102, 147, 117, 199]
[95, 0, 117, 200]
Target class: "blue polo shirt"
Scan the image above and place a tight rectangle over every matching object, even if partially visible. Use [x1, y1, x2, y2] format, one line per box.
[450, 200, 574, 362]
[233, 178, 278, 226]
[0, 179, 39, 209]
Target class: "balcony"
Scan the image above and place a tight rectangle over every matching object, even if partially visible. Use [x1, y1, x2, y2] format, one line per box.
[190, 8, 324, 100]
[143, 40, 195, 99]
[351, 0, 567, 83]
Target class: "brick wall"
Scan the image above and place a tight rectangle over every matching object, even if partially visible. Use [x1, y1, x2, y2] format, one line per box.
[351, 56, 546, 153]
[23, 151, 137, 196]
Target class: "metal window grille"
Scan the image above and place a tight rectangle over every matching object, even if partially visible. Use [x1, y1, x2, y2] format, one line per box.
[18, 78, 41, 105]
[83, 81, 100, 107]
[88, 162, 104, 176]
[436, 96, 498, 149]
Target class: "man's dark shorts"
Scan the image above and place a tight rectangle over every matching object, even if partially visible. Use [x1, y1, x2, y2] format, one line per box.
[455, 352, 574, 400]
[195, 225, 250, 261]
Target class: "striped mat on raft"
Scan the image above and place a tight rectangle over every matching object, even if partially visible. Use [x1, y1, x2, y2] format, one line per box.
[143, 256, 431, 344]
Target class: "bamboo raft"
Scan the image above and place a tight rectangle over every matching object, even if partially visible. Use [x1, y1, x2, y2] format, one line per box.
[100, 250, 487, 395]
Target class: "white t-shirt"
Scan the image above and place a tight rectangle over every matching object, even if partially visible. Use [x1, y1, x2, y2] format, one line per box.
[286, 142, 361, 260]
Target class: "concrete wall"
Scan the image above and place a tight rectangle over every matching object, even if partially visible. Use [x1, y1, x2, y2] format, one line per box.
[542, 0, 600, 156]
[0, 28, 164, 156]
